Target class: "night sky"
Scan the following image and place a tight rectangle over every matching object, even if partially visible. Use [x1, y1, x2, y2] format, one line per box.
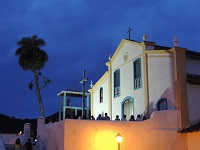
[1, 0, 200, 119]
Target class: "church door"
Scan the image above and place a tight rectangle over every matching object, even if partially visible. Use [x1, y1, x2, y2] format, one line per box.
[122, 98, 134, 120]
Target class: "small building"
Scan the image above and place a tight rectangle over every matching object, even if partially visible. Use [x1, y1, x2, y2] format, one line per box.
[57, 85, 90, 120]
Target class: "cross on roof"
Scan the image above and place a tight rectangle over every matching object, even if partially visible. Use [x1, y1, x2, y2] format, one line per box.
[127, 27, 132, 40]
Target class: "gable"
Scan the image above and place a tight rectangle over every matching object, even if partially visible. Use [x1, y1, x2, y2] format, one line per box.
[110, 39, 144, 70]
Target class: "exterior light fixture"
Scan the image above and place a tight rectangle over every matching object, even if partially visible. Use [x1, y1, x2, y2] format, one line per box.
[115, 133, 122, 150]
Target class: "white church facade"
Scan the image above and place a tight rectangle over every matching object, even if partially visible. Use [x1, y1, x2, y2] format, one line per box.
[89, 37, 200, 128]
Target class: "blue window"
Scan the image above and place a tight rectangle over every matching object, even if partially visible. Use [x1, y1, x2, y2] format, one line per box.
[114, 69, 120, 97]
[100, 87, 103, 103]
[133, 58, 142, 89]
[157, 98, 167, 111]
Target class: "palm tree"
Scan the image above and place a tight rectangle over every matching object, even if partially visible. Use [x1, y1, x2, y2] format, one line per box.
[15, 35, 49, 117]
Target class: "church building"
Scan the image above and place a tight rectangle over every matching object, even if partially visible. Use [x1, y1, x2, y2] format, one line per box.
[89, 34, 200, 128]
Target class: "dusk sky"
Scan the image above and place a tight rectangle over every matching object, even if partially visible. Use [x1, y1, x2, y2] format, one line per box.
[1, 0, 200, 119]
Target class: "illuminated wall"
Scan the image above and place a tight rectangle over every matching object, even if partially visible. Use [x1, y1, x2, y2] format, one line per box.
[63, 110, 187, 150]
[37, 110, 190, 150]
[187, 132, 200, 150]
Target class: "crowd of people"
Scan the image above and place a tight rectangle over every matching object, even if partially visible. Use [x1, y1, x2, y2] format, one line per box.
[52, 113, 147, 122]
[14, 138, 32, 150]
[88, 113, 147, 121]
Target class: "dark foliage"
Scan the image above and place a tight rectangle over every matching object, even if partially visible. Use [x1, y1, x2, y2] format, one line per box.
[45, 112, 59, 123]
[0, 114, 37, 138]
[0, 112, 59, 139]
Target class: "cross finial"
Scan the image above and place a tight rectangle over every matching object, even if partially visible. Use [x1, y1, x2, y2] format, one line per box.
[143, 33, 148, 41]
[108, 54, 112, 60]
[174, 34, 178, 47]
[127, 27, 132, 40]
[90, 80, 93, 88]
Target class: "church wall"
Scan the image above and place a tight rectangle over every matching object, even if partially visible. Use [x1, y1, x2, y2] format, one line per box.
[147, 53, 175, 116]
[186, 58, 200, 75]
[63, 110, 188, 150]
[186, 58, 200, 124]
[187, 83, 200, 123]
[111, 41, 146, 119]
[111, 58, 146, 119]
[92, 77, 109, 119]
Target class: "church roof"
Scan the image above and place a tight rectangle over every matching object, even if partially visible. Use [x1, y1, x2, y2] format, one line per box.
[178, 122, 200, 133]
[186, 50, 200, 60]
[187, 74, 200, 85]
[154, 45, 171, 50]
[153, 44, 200, 60]
[122, 39, 200, 60]
[57, 84, 89, 97]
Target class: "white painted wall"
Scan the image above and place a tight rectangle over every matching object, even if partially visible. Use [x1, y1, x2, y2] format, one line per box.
[112, 57, 146, 118]
[187, 83, 200, 123]
[0, 134, 7, 150]
[186, 58, 200, 124]
[147, 53, 175, 116]
[8, 123, 31, 145]
[0, 134, 16, 144]
[92, 76, 109, 119]
[37, 121, 64, 150]
[111, 41, 145, 119]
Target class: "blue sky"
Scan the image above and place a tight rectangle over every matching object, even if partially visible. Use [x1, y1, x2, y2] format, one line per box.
[0, 0, 200, 119]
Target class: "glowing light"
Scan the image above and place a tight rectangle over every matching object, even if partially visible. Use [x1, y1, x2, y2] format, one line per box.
[17, 131, 22, 136]
[115, 133, 122, 143]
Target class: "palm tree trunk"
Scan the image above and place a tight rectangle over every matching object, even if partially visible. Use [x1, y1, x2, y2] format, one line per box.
[34, 71, 45, 117]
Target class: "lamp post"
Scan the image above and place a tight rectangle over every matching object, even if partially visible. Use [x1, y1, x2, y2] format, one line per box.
[80, 70, 88, 117]
[115, 133, 122, 150]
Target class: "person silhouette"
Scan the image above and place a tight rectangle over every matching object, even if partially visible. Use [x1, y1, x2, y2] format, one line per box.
[121, 115, 127, 121]
[90, 115, 95, 120]
[103, 113, 110, 120]
[129, 115, 135, 121]
[115, 115, 120, 121]
[14, 138, 21, 150]
[96, 114, 103, 120]
[24, 138, 32, 150]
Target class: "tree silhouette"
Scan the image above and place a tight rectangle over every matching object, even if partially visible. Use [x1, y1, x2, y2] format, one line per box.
[15, 35, 50, 117]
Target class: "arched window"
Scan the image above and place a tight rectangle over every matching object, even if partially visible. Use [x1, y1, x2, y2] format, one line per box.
[133, 58, 142, 89]
[121, 96, 134, 119]
[157, 98, 167, 111]
[114, 69, 120, 97]
[100, 87, 103, 103]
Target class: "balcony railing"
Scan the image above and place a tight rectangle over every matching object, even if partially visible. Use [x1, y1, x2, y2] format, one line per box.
[134, 77, 142, 89]
[114, 86, 120, 97]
